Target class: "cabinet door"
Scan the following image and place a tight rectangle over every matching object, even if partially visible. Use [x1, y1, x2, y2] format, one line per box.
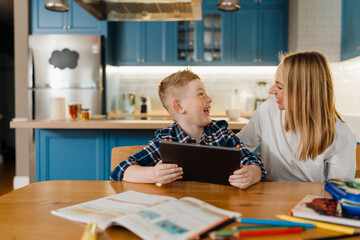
[31, 0, 67, 33]
[143, 22, 168, 64]
[174, 2, 227, 65]
[108, 130, 155, 157]
[68, 1, 106, 34]
[341, 0, 360, 60]
[111, 22, 142, 64]
[233, 9, 258, 64]
[31, 0, 106, 35]
[111, 22, 170, 65]
[258, 8, 287, 65]
[35, 129, 107, 181]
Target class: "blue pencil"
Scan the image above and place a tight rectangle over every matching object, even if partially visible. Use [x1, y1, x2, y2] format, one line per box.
[238, 218, 314, 228]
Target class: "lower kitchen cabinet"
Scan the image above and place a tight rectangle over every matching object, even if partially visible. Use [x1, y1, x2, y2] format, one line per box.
[35, 129, 154, 181]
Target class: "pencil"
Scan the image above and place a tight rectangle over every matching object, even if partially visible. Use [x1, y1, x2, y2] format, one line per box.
[197, 217, 236, 239]
[213, 226, 292, 237]
[81, 222, 97, 240]
[238, 217, 314, 228]
[232, 227, 303, 237]
[276, 214, 355, 235]
[305, 233, 360, 240]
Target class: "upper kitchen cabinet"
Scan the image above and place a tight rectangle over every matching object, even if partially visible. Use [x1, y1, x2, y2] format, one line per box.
[31, 0, 107, 35]
[232, 0, 288, 65]
[173, 1, 231, 65]
[341, 0, 360, 60]
[107, 21, 173, 65]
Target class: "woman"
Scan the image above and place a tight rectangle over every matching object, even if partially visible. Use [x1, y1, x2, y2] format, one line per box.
[235, 51, 356, 182]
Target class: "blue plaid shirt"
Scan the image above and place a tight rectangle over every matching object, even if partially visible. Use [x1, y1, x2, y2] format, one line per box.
[110, 120, 266, 181]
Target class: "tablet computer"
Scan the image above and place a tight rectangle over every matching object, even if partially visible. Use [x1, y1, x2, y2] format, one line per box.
[159, 141, 240, 185]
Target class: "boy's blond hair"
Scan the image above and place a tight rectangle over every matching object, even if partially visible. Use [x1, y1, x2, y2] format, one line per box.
[158, 69, 200, 112]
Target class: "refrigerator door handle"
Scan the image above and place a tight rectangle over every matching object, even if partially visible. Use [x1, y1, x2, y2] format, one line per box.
[28, 48, 34, 89]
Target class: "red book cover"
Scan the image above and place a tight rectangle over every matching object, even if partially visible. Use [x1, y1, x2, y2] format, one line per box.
[290, 195, 360, 227]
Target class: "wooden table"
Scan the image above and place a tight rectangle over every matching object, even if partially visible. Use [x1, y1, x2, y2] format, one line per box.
[0, 181, 359, 240]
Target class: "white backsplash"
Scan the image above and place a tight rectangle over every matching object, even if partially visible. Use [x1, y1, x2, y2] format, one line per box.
[106, 61, 360, 115]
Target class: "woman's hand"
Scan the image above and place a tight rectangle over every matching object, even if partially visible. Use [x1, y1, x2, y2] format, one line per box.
[153, 160, 183, 184]
[229, 164, 261, 189]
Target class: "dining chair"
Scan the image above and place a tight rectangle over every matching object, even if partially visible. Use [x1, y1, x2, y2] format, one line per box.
[111, 145, 145, 171]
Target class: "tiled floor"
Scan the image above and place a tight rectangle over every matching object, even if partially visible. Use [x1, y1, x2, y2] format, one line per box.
[0, 157, 15, 196]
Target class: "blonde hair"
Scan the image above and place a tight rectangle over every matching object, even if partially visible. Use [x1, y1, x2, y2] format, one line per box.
[158, 69, 200, 111]
[280, 51, 343, 161]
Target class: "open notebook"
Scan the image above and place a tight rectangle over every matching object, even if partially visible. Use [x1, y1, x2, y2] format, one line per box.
[159, 141, 240, 185]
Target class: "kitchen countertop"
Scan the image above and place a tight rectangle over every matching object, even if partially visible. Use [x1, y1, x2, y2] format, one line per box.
[10, 118, 249, 130]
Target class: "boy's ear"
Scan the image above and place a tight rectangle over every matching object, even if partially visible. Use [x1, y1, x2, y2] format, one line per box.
[172, 99, 186, 114]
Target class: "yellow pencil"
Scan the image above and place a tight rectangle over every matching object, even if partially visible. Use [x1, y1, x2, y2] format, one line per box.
[81, 222, 97, 240]
[276, 215, 355, 235]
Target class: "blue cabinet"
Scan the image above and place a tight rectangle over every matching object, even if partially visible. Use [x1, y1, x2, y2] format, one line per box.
[106, 0, 287, 66]
[232, 0, 288, 65]
[35, 129, 154, 181]
[341, 0, 360, 60]
[31, 0, 106, 35]
[173, 1, 231, 65]
[107, 21, 172, 65]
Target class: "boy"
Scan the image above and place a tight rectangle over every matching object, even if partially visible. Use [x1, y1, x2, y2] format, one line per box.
[110, 69, 265, 189]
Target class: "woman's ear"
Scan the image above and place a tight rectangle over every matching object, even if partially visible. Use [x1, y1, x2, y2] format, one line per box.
[172, 99, 186, 114]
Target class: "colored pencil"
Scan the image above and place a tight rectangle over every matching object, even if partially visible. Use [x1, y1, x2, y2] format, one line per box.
[238, 217, 314, 228]
[197, 217, 236, 239]
[216, 226, 297, 236]
[232, 227, 303, 237]
[305, 233, 360, 240]
[276, 214, 355, 235]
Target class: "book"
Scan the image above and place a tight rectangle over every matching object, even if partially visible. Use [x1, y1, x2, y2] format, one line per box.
[51, 190, 241, 240]
[290, 195, 360, 227]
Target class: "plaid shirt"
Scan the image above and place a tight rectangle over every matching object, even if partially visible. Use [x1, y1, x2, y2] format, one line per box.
[110, 120, 266, 181]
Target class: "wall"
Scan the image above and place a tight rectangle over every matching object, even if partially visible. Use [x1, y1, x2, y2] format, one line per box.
[288, 0, 360, 114]
[106, 60, 360, 117]
[106, 66, 276, 115]
[288, 0, 342, 62]
[14, 0, 32, 189]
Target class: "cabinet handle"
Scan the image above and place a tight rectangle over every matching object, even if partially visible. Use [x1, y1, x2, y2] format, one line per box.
[357, 46, 360, 50]
[137, 59, 141, 62]
[142, 58, 145, 62]
[258, 58, 262, 63]
[63, 25, 67, 30]
[254, 58, 258, 63]
[67, 25, 71, 30]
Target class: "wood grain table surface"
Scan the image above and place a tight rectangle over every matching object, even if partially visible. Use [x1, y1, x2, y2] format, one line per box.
[0, 180, 359, 240]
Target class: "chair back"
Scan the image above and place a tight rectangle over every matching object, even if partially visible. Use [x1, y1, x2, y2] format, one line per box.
[356, 144, 360, 178]
[111, 145, 145, 171]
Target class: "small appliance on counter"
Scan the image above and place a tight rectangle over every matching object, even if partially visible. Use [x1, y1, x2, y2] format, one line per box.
[140, 96, 151, 120]
[255, 81, 268, 110]
[121, 93, 136, 114]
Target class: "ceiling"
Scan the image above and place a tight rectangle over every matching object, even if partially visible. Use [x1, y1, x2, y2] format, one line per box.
[0, 0, 13, 26]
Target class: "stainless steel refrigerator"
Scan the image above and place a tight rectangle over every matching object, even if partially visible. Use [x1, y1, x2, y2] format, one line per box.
[28, 34, 103, 120]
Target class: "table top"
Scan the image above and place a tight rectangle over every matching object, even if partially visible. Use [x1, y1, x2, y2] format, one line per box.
[0, 181, 359, 240]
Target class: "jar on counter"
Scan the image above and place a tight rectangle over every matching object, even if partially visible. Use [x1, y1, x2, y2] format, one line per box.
[81, 109, 91, 120]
